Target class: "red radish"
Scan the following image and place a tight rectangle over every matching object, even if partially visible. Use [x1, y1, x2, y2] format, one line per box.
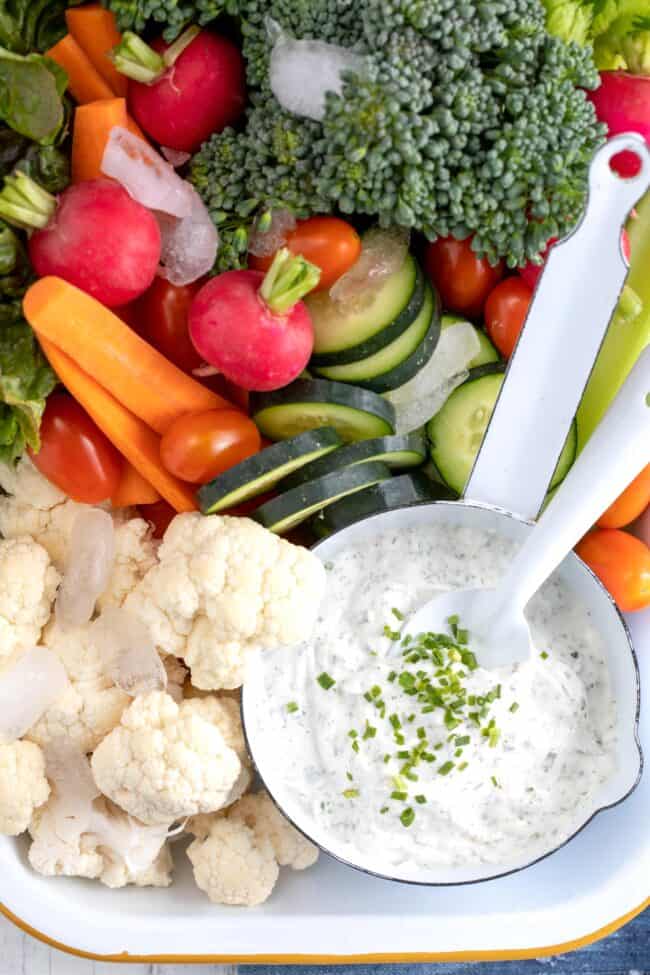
[0, 174, 160, 308]
[112, 27, 246, 153]
[189, 248, 320, 391]
[519, 229, 631, 290]
[587, 72, 650, 177]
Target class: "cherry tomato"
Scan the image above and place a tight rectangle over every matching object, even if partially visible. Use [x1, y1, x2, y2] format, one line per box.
[160, 408, 261, 484]
[575, 528, 650, 613]
[597, 466, 650, 529]
[424, 236, 504, 318]
[249, 216, 362, 291]
[484, 277, 532, 358]
[29, 393, 122, 503]
[135, 277, 204, 373]
[138, 499, 177, 539]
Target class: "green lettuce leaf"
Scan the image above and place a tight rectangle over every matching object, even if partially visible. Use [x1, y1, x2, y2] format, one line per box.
[0, 0, 82, 56]
[543, 0, 594, 45]
[0, 306, 56, 463]
[0, 49, 66, 143]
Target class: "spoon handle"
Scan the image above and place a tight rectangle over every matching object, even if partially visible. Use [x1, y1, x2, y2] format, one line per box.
[465, 134, 650, 520]
[497, 345, 650, 614]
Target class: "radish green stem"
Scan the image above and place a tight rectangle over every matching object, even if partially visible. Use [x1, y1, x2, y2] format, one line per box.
[259, 247, 321, 314]
[163, 26, 201, 67]
[110, 32, 165, 83]
[0, 171, 56, 230]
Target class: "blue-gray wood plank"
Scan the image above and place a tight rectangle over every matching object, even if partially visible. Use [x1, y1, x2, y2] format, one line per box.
[243, 906, 648, 974]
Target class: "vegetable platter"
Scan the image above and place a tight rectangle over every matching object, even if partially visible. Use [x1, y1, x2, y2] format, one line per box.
[0, 0, 648, 962]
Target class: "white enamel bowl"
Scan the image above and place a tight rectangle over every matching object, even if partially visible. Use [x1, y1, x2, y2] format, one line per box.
[242, 500, 643, 886]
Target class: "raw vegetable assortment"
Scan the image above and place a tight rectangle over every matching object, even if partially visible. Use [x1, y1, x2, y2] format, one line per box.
[0, 0, 647, 913]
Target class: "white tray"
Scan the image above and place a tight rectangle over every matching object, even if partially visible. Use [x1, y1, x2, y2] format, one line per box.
[0, 612, 647, 964]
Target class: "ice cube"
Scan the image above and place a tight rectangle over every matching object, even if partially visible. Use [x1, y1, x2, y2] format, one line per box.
[156, 186, 219, 286]
[160, 146, 191, 168]
[0, 647, 69, 744]
[56, 509, 115, 629]
[101, 127, 193, 218]
[43, 738, 99, 842]
[91, 606, 167, 697]
[248, 208, 296, 258]
[268, 19, 368, 122]
[330, 228, 410, 307]
[385, 321, 481, 433]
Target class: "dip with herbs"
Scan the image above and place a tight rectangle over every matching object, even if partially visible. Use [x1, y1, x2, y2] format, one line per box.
[249, 522, 618, 872]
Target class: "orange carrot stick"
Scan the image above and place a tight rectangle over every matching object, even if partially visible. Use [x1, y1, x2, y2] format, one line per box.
[112, 461, 161, 507]
[39, 338, 197, 513]
[65, 4, 127, 97]
[46, 35, 115, 104]
[71, 98, 145, 183]
[24, 277, 229, 434]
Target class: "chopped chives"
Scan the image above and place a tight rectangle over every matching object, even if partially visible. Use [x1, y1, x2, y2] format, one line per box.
[509, 702, 519, 713]
[540, 651, 549, 660]
[392, 607, 405, 621]
[380, 806, 389, 814]
[352, 740, 360, 753]
[438, 761, 455, 776]
[458, 761, 468, 771]
[343, 788, 359, 799]
[455, 735, 470, 747]
[491, 776, 500, 788]
[363, 722, 377, 740]
[348, 729, 358, 738]
[346, 771, 353, 781]
[391, 790, 408, 801]
[415, 794, 427, 804]
[286, 701, 299, 713]
[400, 807, 415, 827]
[317, 672, 336, 690]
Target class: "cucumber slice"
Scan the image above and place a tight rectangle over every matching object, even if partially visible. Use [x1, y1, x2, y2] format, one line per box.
[308, 256, 421, 359]
[198, 427, 343, 513]
[317, 472, 444, 536]
[312, 285, 440, 393]
[251, 380, 396, 443]
[251, 461, 392, 533]
[442, 315, 500, 369]
[428, 371, 576, 495]
[281, 432, 427, 491]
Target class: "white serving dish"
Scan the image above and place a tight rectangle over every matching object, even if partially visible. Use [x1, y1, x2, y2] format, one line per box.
[0, 608, 646, 963]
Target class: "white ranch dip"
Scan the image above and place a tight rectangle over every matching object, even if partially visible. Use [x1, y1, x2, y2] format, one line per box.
[252, 522, 618, 872]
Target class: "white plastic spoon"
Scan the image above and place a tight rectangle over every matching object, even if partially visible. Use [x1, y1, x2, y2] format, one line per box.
[403, 345, 650, 669]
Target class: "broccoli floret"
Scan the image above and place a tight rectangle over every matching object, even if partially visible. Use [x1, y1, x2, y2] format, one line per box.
[103, 0, 228, 41]
[190, 0, 605, 269]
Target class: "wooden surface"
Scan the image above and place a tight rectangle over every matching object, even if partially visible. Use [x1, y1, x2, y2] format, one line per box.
[0, 907, 646, 974]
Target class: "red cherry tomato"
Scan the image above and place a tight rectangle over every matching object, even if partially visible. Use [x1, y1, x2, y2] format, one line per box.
[597, 466, 650, 529]
[29, 393, 122, 503]
[135, 277, 204, 373]
[160, 408, 261, 484]
[424, 236, 504, 318]
[138, 499, 177, 539]
[575, 528, 650, 613]
[249, 216, 362, 291]
[484, 277, 532, 358]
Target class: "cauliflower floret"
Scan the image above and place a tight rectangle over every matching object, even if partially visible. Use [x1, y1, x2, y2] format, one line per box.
[229, 791, 318, 870]
[97, 516, 157, 612]
[181, 695, 252, 805]
[0, 495, 85, 570]
[26, 677, 130, 754]
[124, 514, 326, 690]
[26, 621, 130, 752]
[187, 817, 279, 906]
[0, 455, 66, 509]
[28, 803, 104, 879]
[0, 741, 50, 835]
[101, 843, 173, 889]
[91, 691, 241, 825]
[0, 537, 59, 659]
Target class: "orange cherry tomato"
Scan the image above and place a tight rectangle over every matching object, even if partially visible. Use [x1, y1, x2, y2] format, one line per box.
[484, 277, 532, 358]
[249, 216, 362, 291]
[29, 392, 122, 503]
[575, 528, 650, 612]
[138, 499, 177, 539]
[160, 408, 261, 485]
[598, 465, 650, 529]
[424, 236, 504, 318]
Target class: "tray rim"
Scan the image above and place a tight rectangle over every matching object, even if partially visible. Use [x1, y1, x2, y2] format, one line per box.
[0, 896, 647, 963]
